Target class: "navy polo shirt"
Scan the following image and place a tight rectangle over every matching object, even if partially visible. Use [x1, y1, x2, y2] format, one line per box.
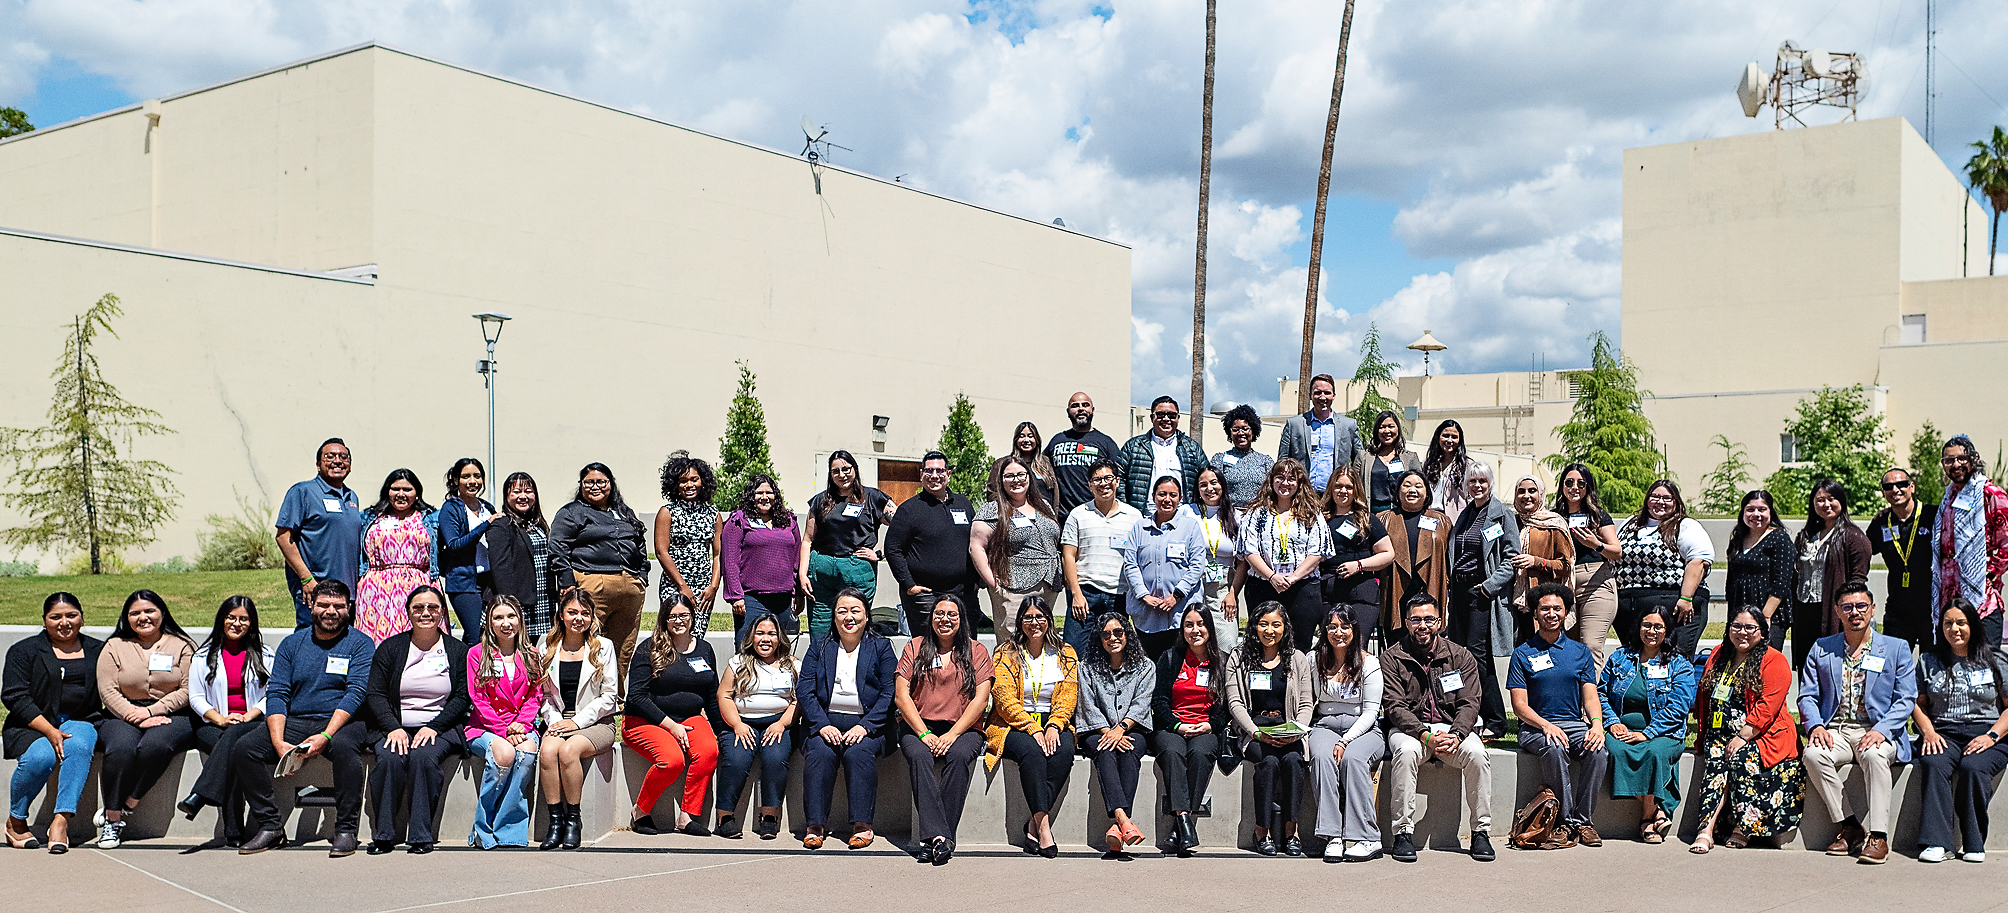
[1507, 633, 1596, 724]
[275, 476, 362, 592]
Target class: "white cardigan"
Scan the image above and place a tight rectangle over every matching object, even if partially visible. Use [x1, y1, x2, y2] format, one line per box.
[541, 636, 619, 728]
[188, 643, 280, 719]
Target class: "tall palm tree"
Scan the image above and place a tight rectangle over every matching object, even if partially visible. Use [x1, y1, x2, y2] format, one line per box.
[1189, 0, 1216, 447]
[1968, 126, 2008, 276]
[1298, 0, 1358, 412]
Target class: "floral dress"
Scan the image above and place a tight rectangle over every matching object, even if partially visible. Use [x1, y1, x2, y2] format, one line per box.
[356, 511, 437, 643]
[659, 500, 720, 633]
[1697, 679, 1805, 838]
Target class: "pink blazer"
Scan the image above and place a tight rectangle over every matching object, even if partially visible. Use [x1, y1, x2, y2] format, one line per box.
[465, 645, 541, 741]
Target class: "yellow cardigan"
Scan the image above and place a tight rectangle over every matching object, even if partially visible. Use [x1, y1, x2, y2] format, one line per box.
[982, 643, 1079, 771]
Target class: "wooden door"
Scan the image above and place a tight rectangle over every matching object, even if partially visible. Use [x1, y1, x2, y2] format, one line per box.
[877, 459, 922, 504]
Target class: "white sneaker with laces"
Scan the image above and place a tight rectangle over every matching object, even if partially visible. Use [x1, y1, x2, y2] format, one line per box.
[1963, 851, 1986, 863]
[1346, 839, 1383, 861]
[1324, 840, 1347, 861]
[98, 818, 123, 849]
[1920, 846, 1948, 863]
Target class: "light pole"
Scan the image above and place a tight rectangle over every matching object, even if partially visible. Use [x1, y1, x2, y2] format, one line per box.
[473, 312, 512, 480]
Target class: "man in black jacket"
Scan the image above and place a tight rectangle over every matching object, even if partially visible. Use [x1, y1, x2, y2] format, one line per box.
[1379, 594, 1494, 862]
[885, 451, 984, 635]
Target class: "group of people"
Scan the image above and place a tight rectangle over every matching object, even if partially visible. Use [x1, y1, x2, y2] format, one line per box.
[4, 387, 2005, 865]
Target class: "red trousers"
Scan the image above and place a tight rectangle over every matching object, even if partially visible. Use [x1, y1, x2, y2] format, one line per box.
[624, 714, 719, 817]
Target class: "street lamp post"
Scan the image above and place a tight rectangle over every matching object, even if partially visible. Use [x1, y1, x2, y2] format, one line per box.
[473, 312, 512, 480]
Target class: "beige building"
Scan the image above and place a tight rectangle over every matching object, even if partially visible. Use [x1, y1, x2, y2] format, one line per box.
[0, 44, 1131, 569]
[1334, 117, 2005, 504]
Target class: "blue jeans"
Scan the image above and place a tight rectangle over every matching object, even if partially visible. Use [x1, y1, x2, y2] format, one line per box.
[1068, 586, 1118, 658]
[715, 714, 794, 813]
[9, 718, 98, 819]
[467, 732, 539, 847]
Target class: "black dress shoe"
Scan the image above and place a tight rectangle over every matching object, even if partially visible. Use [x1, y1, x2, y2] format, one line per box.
[715, 815, 742, 839]
[366, 840, 396, 856]
[407, 843, 434, 855]
[539, 804, 565, 850]
[1390, 832, 1419, 863]
[930, 836, 955, 866]
[177, 793, 208, 820]
[1468, 831, 1496, 862]
[1255, 834, 1278, 856]
[676, 818, 712, 837]
[560, 804, 582, 849]
[328, 832, 359, 857]
[1039, 842, 1059, 858]
[755, 816, 780, 840]
[1176, 815, 1199, 857]
[1282, 835, 1303, 856]
[238, 829, 287, 855]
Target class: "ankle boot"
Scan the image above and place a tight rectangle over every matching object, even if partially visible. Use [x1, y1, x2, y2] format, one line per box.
[560, 802, 583, 849]
[539, 804, 565, 850]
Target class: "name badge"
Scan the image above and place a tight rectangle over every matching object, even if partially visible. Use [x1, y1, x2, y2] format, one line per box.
[1387, 460, 1404, 473]
[1568, 514, 1589, 529]
[1166, 542, 1188, 561]
[1881, 526, 1894, 543]
[1193, 669, 1211, 688]
[777, 672, 795, 688]
[493, 659, 511, 676]
[950, 510, 969, 525]
[747, 518, 770, 529]
[1222, 453, 1240, 465]
[1336, 520, 1359, 539]
[148, 652, 175, 672]
[844, 503, 864, 518]
[1249, 670, 1274, 691]
[326, 656, 351, 676]
[1418, 517, 1439, 532]
[1012, 515, 1034, 529]
[1437, 671, 1464, 692]
[1113, 535, 1131, 550]
[1961, 667, 1992, 686]
[1483, 522, 1503, 542]
[1529, 653, 1555, 672]
[932, 656, 946, 670]
[1712, 682, 1732, 701]
[1637, 528, 1659, 542]
[1861, 655, 1886, 674]
[688, 658, 712, 673]
[1646, 665, 1669, 679]
[322, 498, 345, 512]
[1958, 489, 1980, 510]
[422, 656, 450, 675]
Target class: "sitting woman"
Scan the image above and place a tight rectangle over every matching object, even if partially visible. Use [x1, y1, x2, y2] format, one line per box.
[536, 588, 620, 851]
[625, 593, 721, 837]
[1225, 601, 1315, 856]
[94, 589, 197, 849]
[177, 596, 276, 846]
[897, 595, 995, 865]
[983, 597, 1080, 858]
[1596, 604, 1696, 844]
[714, 614, 800, 840]
[1690, 607, 1803, 853]
[4, 593, 103, 853]
[1506, 583, 1607, 848]
[466, 596, 542, 849]
[1152, 604, 1229, 858]
[363, 585, 471, 854]
[797, 589, 898, 850]
[1910, 599, 2008, 863]
[1075, 611, 1154, 857]
[1306, 608, 1385, 862]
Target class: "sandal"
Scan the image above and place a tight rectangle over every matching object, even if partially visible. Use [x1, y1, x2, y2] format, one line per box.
[1689, 836, 1713, 855]
[1641, 811, 1670, 844]
[1724, 828, 1750, 849]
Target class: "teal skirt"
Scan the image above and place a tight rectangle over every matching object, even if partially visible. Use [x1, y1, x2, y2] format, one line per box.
[1607, 712, 1685, 809]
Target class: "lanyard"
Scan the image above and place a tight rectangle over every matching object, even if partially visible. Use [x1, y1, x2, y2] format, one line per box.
[1275, 510, 1290, 558]
[1203, 509, 1221, 557]
[1888, 509, 1920, 588]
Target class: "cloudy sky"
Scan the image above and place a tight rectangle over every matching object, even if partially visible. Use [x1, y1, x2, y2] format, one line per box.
[4, 0, 2006, 412]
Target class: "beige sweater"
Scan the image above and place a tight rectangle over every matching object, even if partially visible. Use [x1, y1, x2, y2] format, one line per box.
[97, 636, 194, 723]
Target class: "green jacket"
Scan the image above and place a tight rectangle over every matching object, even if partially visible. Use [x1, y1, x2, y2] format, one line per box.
[1119, 431, 1206, 513]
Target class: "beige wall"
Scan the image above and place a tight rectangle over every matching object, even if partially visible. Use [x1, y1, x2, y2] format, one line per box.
[1880, 340, 2008, 471]
[1900, 274, 2008, 344]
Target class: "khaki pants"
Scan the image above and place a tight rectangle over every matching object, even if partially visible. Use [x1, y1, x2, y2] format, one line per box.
[579, 572, 645, 689]
[1804, 723, 1898, 834]
[1387, 730, 1492, 834]
[987, 583, 1057, 639]
[1569, 559, 1620, 672]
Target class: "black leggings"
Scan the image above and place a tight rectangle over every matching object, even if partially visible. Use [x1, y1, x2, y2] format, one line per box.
[1002, 728, 1075, 815]
[96, 715, 194, 809]
[1243, 576, 1324, 652]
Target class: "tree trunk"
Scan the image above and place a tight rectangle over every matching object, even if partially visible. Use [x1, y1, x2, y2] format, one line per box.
[1992, 208, 2000, 276]
[76, 317, 100, 574]
[1299, 0, 1358, 413]
[1189, 0, 1216, 447]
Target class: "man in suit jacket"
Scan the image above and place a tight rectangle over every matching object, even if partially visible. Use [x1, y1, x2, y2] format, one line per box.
[1797, 581, 1917, 865]
[1275, 374, 1362, 494]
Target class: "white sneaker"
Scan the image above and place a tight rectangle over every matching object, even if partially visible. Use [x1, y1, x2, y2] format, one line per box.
[1920, 846, 1948, 863]
[1963, 851, 1987, 863]
[1324, 840, 1347, 861]
[1346, 839, 1384, 861]
[97, 818, 123, 849]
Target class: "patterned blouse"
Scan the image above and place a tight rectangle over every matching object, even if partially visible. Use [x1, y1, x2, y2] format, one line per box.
[658, 500, 720, 601]
[975, 501, 1062, 591]
[522, 524, 553, 639]
[1210, 449, 1274, 510]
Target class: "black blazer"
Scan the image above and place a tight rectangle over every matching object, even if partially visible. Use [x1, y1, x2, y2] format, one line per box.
[482, 518, 555, 610]
[363, 632, 472, 732]
[795, 635, 898, 734]
[2, 632, 105, 759]
[1150, 648, 1226, 735]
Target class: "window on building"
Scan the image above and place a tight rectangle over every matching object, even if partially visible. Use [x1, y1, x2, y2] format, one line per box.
[1780, 433, 1803, 464]
[1900, 313, 1927, 345]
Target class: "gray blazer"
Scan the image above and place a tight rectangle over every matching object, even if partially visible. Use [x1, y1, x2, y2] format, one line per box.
[1276, 411, 1362, 479]
[1446, 496, 1522, 657]
[1075, 657, 1156, 732]
[1223, 649, 1317, 748]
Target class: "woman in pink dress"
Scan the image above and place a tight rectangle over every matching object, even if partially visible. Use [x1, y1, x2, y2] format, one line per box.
[354, 469, 442, 642]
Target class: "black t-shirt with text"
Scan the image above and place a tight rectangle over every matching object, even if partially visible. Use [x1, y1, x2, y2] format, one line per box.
[1044, 428, 1122, 514]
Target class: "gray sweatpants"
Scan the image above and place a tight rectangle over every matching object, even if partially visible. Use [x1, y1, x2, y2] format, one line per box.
[1306, 718, 1385, 841]
[1520, 722, 1608, 827]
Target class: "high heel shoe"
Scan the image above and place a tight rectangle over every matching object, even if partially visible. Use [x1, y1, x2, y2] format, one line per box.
[1176, 815, 1199, 857]
[1120, 820, 1145, 846]
[539, 804, 565, 850]
[177, 793, 207, 820]
[1106, 825, 1125, 855]
[560, 803, 582, 849]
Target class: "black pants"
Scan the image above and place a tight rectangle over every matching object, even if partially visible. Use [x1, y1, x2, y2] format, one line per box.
[192, 721, 261, 841]
[901, 722, 983, 843]
[96, 714, 195, 809]
[1448, 583, 1506, 733]
[1788, 599, 1825, 670]
[367, 725, 467, 845]
[235, 715, 372, 834]
[900, 581, 981, 638]
[1620, 587, 1709, 662]
[1322, 573, 1382, 645]
[1916, 724, 2008, 853]
[1151, 729, 1219, 814]
[1080, 730, 1144, 816]
[1139, 628, 1182, 660]
[1244, 738, 1305, 830]
[1001, 729, 1074, 816]
[1243, 576, 1324, 652]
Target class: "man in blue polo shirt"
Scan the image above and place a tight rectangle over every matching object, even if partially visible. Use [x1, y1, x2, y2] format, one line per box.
[1507, 582, 1607, 847]
[276, 438, 363, 629]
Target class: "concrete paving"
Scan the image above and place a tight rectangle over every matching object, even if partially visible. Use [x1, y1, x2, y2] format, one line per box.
[6, 831, 2006, 913]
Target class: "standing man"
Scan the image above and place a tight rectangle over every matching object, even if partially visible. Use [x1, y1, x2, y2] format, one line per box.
[233, 581, 376, 856]
[1798, 582, 1916, 865]
[1866, 467, 1937, 648]
[885, 451, 983, 635]
[1379, 593, 1494, 863]
[1276, 374, 1363, 494]
[1061, 458, 1142, 655]
[1044, 392, 1124, 516]
[275, 438, 363, 630]
[1119, 396, 1205, 513]
[1935, 435, 2008, 646]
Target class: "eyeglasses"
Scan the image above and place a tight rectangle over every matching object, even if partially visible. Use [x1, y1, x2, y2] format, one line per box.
[1404, 616, 1440, 627]
[1021, 614, 1048, 625]
[1881, 480, 1912, 491]
[582, 480, 611, 488]
[1090, 475, 1117, 485]
[1001, 472, 1030, 482]
[920, 469, 949, 477]
[1837, 602, 1874, 615]
[665, 613, 693, 623]
[320, 454, 351, 463]
[1646, 495, 1676, 504]
[1638, 622, 1667, 631]
[1726, 623, 1760, 634]
[1943, 455, 1973, 465]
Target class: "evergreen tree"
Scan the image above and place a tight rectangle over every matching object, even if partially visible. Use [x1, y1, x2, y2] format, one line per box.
[936, 393, 991, 503]
[1696, 434, 1754, 516]
[1760, 384, 1892, 513]
[0, 107, 31, 139]
[1345, 322, 1401, 431]
[1543, 331, 1664, 515]
[1909, 420, 1946, 506]
[714, 360, 777, 510]
[0, 294, 180, 573]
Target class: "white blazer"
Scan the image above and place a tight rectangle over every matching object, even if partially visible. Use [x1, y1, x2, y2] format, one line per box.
[188, 642, 280, 719]
[541, 635, 619, 728]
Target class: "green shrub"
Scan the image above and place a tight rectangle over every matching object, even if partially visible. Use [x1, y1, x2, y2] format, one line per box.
[197, 496, 282, 571]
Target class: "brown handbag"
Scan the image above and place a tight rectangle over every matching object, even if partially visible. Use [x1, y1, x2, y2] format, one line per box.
[1507, 786, 1576, 850]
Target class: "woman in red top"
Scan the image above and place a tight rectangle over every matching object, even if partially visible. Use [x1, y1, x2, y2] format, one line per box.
[1689, 606, 1803, 853]
[1150, 604, 1228, 857]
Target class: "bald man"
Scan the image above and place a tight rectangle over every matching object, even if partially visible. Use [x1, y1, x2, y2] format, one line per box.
[1043, 392, 1124, 515]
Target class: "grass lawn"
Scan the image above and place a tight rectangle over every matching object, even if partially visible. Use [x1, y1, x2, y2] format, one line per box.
[0, 570, 292, 629]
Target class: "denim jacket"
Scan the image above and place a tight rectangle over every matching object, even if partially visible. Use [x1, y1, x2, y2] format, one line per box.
[1597, 647, 1696, 741]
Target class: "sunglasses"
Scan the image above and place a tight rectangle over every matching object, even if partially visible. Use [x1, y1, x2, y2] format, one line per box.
[1881, 480, 1912, 491]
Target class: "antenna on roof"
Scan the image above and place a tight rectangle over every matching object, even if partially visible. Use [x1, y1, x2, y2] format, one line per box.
[799, 116, 853, 196]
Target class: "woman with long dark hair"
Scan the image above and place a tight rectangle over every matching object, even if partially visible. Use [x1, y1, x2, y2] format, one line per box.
[551, 462, 651, 675]
[1615, 480, 1713, 659]
[798, 588, 898, 849]
[1596, 604, 1695, 844]
[1422, 420, 1473, 523]
[1724, 490, 1794, 653]
[362, 585, 470, 854]
[176, 595, 275, 845]
[1193, 465, 1245, 647]
[1210, 404, 1275, 511]
[439, 457, 496, 637]
[1366, 410, 1415, 514]
[799, 451, 896, 640]
[1011, 421, 1059, 505]
[4, 593, 102, 853]
[722, 473, 803, 640]
[1321, 464, 1393, 645]
[983, 596, 1079, 857]
[1225, 602, 1314, 856]
[1789, 479, 1872, 669]
[485, 471, 557, 639]
[535, 588, 618, 851]
[713, 613, 799, 840]
[1910, 600, 2008, 863]
[624, 592, 720, 837]
[466, 596, 542, 848]
[93, 589, 196, 848]
[1152, 604, 1229, 857]
[1075, 611, 1153, 856]
[654, 454, 723, 636]
[1239, 459, 1334, 652]
[973, 454, 1064, 639]
[1553, 463, 1621, 666]
[1378, 470, 1450, 634]
[897, 594, 994, 864]
[1690, 607, 1803, 853]
[1306, 608, 1386, 861]
[354, 468, 441, 643]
